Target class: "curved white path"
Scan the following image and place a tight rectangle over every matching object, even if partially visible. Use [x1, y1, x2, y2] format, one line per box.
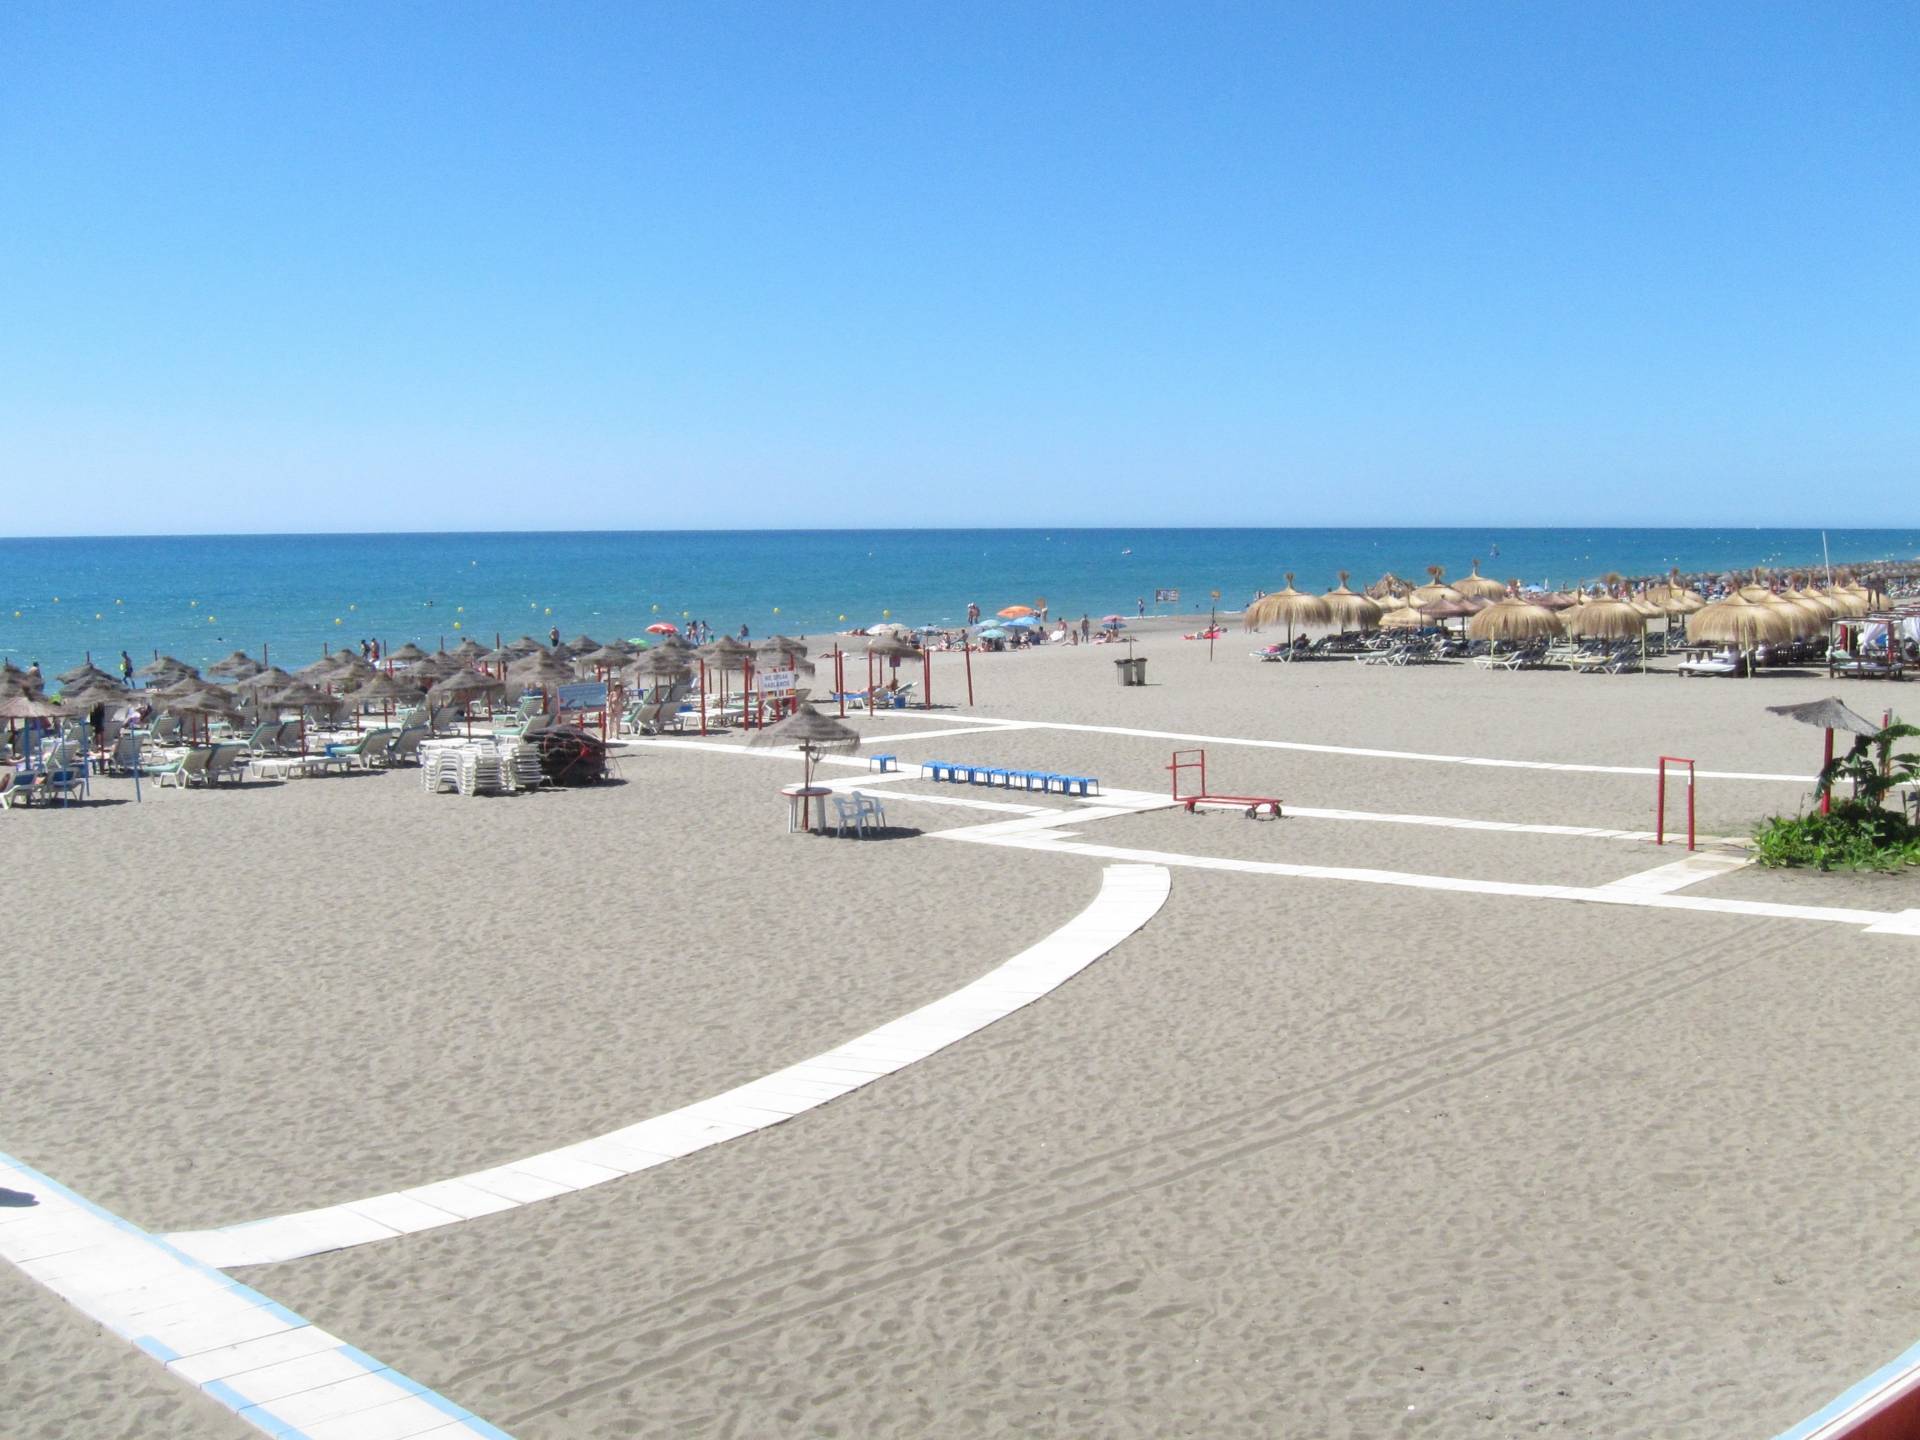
[166, 863, 1171, 1270]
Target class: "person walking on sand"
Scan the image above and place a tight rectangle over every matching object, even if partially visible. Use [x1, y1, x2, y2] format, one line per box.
[1080, 614, 1091, 643]
[1137, 596, 1145, 617]
[119, 649, 134, 685]
[967, 601, 980, 626]
[548, 625, 560, 647]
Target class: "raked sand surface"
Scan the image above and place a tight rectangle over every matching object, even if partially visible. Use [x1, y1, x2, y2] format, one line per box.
[4, 626, 1919, 1438]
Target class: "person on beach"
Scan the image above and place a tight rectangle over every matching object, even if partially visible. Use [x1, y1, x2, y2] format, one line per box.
[119, 650, 133, 684]
[548, 625, 560, 647]
[1080, 614, 1091, 642]
[967, 601, 980, 625]
[1136, 596, 1145, 616]
[370, 638, 380, 663]
[738, 624, 749, 642]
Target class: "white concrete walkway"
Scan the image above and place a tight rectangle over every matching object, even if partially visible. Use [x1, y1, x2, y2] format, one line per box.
[164, 864, 1172, 1269]
[0, 1152, 513, 1439]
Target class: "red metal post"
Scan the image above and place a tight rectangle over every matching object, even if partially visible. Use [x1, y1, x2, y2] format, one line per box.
[1821, 728, 1834, 814]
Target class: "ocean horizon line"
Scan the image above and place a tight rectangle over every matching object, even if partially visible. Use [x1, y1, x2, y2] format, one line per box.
[1, 522, 1910, 544]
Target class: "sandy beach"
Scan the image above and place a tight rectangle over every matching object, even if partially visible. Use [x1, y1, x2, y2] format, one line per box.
[5, 629, 1918, 1438]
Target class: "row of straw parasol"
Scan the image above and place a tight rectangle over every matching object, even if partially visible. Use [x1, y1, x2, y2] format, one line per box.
[1247, 564, 1878, 648]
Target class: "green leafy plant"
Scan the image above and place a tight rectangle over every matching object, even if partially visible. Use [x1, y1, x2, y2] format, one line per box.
[1753, 722, 1920, 871]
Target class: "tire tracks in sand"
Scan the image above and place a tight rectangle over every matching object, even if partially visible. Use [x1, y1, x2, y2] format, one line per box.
[473, 913, 1789, 1424]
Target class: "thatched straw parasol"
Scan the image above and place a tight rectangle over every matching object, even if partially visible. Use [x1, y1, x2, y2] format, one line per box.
[146, 675, 208, 704]
[507, 652, 575, 688]
[0, 692, 64, 721]
[1244, 574, 1331, 643]
[507, 635, 546, 656]
[1320, 572, 1383, 632]
[1410, 566, 1464, 606]
[351, 673, 425, 704]
[233, 666, 297, 698]
[1766, 696, 1882, 737]
[578, 645, 630, 669]
[1454, 560, 1508, 601]
[701, 635, 753, 662]
[1687, 593, 1796, 669]
[1377, 606, 1426, 631]
[747, 701, 860, 789]
[865, 635, 921, 663]
[547, 641, 578, 664]
[331, 651, 380, 681]
[567, 634, 598, 652]
[452, 636, 489, 659]
[137, 655, 197, 680]
[628, 648, 692, 685]
[385, 643, 429, 664]
[1565, 600, 1646, 641]
[1467, 594, 1562, 648]
[1367, 572, 1416, 599]
[759, 635, 810, 661]
[1790, 586, 1840, 619]
[58, 662, 122, 690]
[430, 669, 507, 699]
[62, 676, 132, 707]
[206, 651, 264, 680]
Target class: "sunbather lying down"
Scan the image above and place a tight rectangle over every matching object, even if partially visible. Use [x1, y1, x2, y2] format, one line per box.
[1183, 627, 1225, 640]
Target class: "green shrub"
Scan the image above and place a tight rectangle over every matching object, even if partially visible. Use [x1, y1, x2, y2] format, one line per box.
[1752, 803, 1920, 871]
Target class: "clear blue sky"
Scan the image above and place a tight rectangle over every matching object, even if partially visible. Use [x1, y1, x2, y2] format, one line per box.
[2, 2, 1914, 534]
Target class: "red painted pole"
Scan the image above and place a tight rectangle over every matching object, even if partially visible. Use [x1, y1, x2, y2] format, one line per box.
[1821, 729, 1834, 814]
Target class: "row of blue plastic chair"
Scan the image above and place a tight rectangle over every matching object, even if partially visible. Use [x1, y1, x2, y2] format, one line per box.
[918, 760, 1099, 796]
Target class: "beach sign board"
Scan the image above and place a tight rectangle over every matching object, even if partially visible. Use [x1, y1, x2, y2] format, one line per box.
[556, 681, 607, 712]
[758, 668, 797, 694]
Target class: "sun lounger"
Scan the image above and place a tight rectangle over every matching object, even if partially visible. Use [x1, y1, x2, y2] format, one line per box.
[204, 742, 250, 784]
[1677, 652, 1741, 677]
[154, 746, 210, 788]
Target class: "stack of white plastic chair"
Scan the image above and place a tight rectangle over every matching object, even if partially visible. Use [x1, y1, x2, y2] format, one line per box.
[457, 745, 506, 796]
[501, 739, 544, 791]
[419, 743, 464, 793]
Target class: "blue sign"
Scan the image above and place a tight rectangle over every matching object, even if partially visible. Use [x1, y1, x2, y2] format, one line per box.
[555, 681, 607, 711]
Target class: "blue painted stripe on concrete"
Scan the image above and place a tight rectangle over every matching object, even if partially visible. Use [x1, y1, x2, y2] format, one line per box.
[0, 1149, 515, 1439]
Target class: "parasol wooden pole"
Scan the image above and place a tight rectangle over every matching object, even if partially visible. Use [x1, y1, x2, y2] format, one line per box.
[964, 640, 973, 706]
[1822, 728, 1834, 814]
[835, 646, 845, 718]
[923, 649, 931, 709]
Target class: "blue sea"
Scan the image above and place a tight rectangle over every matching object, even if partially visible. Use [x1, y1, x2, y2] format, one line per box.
[2, 528, 1914, 678]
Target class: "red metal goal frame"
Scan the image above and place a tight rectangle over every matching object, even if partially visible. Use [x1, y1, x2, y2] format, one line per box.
[1656, 755, 1696, 850]
[1167, 748, 1283, 819]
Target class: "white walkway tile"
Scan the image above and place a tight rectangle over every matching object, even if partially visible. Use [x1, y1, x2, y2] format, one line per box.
[0, 1152, 514, 1438]
[162, 864, 1172, 1268]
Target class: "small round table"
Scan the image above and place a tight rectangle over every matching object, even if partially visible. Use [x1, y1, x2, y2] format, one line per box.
[780, 784, 832, 832]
